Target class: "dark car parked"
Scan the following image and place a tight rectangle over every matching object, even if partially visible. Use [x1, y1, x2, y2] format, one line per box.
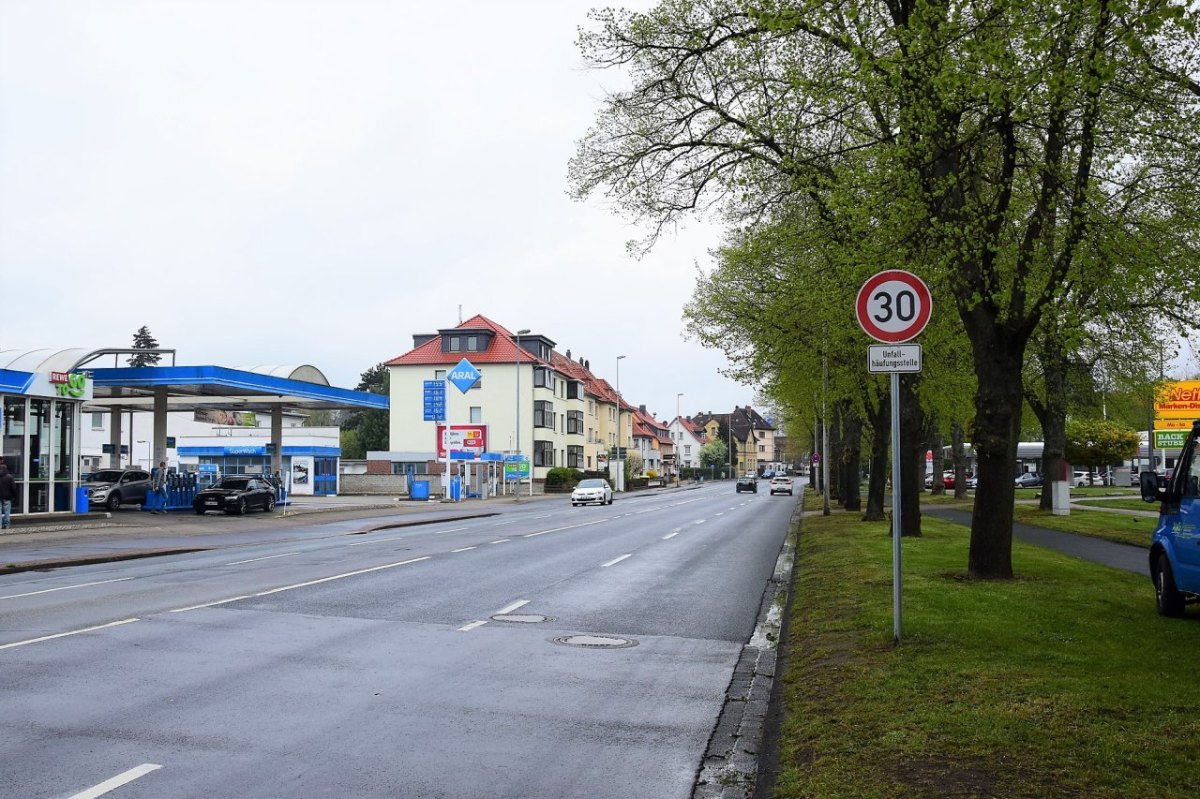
[1014, 472, 1043, 488]
[736, 475, 758, 493]
[193, 476, 277, 515]
[84, 468, 152, 511]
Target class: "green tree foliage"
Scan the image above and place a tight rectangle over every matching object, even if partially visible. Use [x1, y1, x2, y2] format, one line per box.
[624, 451, 644, 477]
[1065, 418, 1140, 468]
[699, 439, 727, 469]
[128, 326, 161, 367]
[571, 0, 1200, 578]
[340, 362, 390, 458]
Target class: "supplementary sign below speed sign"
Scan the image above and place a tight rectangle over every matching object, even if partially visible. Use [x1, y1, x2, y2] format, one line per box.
[856, 270, 932, 343]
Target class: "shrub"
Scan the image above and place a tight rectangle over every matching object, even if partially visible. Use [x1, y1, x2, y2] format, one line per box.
[544, 467, 583, 491]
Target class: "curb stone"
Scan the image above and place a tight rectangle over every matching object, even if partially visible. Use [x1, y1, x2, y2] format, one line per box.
[693, 505, 799, 799]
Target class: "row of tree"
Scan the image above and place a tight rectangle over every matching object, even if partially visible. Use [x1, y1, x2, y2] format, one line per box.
[570, 0, 1200, 578]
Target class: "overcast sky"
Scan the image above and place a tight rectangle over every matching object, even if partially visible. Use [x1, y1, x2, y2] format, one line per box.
[0, 0, 761, 424]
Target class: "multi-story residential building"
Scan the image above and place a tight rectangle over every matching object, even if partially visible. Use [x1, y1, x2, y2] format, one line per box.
[382, 315, 631, 488]
[669, 416, 708, 471]
[691, 406, 775, 477]
[631, 405, 671, 477]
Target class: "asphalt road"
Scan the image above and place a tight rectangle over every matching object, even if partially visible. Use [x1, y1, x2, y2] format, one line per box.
[1, 482, 797, 799]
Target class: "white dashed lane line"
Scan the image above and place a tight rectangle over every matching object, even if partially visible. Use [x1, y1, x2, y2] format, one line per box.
[67, 763, 162, 799]
[0, 618, 140, 651]
[227, 552, 301, 565]
[0, 577, 133, 600]
[451, 546, 477, 553]
[489, 539, 511, 545]
[601, 554, 632, 568]
[168, 557, 432, 613]
[661, 532, 679, 540]
[460, 599, 531, 632]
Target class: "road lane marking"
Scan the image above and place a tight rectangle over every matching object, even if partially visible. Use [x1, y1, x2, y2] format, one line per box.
[489, 539, 511, 544]
[715, 512, 724, 517]
[523, 518, 609, 538]
[601, 554, 632, 568]
[170, 596, 252, 613]
[451, 546, 477, 553]
[459, 620, 488, 632]
[349, 527, 467, 546]
[662, 532, 679, 540]
[0, 577, 132, 600]
[694, 519, 707, 525]
[253, 557, 431, 596]
[534, 514, 553, 519]
[0, 618, 139, 651]
[227, 552, 301, 565]
[489, 519, 519, 526]
[496, 599, 530, 615]
[68, 764, 162, 799]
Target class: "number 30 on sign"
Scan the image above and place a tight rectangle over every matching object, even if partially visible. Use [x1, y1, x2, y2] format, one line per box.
[855, 270, 932, 343]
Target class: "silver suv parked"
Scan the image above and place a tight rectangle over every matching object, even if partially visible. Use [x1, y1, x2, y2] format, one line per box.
[84, 468, 152, 511]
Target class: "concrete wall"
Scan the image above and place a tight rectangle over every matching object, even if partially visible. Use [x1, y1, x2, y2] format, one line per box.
[339, 473, 410, 495]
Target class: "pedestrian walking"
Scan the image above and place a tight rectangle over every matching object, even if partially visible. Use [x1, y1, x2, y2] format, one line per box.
[0, 458, 16, 529]
[150, 460, 168, 514]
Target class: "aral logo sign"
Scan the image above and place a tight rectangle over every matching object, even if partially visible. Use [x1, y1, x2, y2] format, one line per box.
[50, 371, 91, 399]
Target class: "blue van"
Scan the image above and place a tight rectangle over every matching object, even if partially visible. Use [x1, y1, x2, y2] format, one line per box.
[1142, 419, 1200, 616]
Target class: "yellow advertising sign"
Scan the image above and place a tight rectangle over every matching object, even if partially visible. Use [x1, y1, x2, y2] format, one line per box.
[1155, 417, 1196, 430]
[1153, 380, 1200, 419]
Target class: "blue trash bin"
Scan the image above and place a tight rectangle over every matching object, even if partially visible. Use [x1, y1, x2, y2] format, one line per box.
[75, 486, 90, 514]
[450, 476, 462, 501]
[410, 480, 430, 501]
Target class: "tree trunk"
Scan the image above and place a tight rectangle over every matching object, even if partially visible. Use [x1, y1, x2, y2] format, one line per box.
[899, 375, 924, 537]
[829, 404, 843, 502]
[1029, 335, 1068, 511]
[966, 336, 1025, 579]
[862, 387, 889, 522]
[952, 421, 969, 500]
[841, 404, 862, 512]
[928, 418, 944, 496]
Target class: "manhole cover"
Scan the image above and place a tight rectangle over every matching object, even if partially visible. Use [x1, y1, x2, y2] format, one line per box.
[551, 634, 638, 649]
[491, 613, 554, 624]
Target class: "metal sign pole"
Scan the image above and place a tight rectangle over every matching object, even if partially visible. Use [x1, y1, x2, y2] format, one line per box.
[890, 371, 903, 644]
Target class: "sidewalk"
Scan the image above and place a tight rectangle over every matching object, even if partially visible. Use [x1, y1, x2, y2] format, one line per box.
[923, 505, 1149, 576]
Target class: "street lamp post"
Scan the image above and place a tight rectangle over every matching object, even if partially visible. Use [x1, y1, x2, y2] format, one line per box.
[676, 392, 683, 478]
[616, 355, 626, 492]
[514, 328, 530, 500]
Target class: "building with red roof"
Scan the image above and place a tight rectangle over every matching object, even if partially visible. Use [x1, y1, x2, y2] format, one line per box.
[379, 314, 633, 491]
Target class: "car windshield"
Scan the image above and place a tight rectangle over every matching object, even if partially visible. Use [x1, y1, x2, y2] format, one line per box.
[577, 479, 607, 489]
[215, 478, 251, 490]
[90, 470, 125, 483]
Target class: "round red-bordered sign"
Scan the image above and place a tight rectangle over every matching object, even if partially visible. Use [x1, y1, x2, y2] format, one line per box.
[855, 270, 932, 343]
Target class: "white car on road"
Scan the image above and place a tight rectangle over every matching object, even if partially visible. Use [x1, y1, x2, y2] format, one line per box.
[769, 475, 794, 495]
[571, 478, 613, 506]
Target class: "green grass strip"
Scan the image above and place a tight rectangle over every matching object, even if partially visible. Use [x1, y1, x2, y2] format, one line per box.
[772, 513, 1200, 798]
[1010, 505, 1154, 548]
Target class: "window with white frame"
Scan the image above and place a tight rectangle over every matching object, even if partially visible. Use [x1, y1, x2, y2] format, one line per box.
[534, 440, 554, 467]
[91, 412, 104, 430]
[470, 406, 482, 424]
[534, 400, 555, 429]
[568, 445, 584, 468]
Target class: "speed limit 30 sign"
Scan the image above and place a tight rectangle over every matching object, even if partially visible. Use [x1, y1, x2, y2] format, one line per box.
[855, 270, 932, 343]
